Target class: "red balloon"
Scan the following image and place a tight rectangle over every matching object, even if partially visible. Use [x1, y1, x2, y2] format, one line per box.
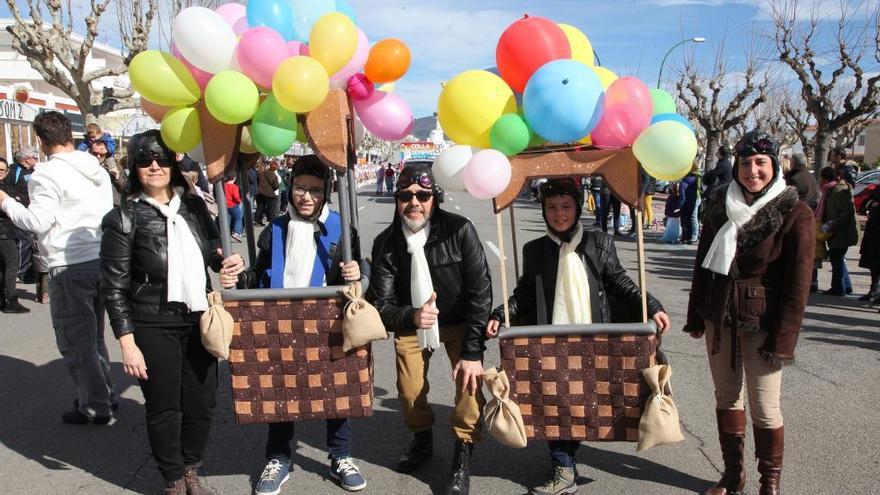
[496, 15, 571, 93]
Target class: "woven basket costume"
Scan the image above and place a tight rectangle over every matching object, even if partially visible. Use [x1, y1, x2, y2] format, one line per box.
[500, 333, 656, 441]
[225, 297, 374, 424]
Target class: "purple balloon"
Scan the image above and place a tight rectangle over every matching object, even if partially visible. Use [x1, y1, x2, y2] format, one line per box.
[353, 90, 414, 141]
[237, 27, 289, 89]
[463, 149, 512, 200]
[591, 76, 653, 149]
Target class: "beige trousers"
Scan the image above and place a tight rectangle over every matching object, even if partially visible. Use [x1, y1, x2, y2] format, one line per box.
[706, 323, 784, 429]
[394, 325, 485, 442]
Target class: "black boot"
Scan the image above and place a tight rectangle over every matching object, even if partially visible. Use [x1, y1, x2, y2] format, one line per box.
[396, 430, 433, 473]
[858, 284, 879, 301]
[444, 440, 473, 495]
[3, 293, 30, 314]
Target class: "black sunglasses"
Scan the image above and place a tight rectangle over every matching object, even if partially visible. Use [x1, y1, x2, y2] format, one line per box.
[135, 154, 172, 168]
[396, 190, 433, 203]
[398, 172, 434, 190]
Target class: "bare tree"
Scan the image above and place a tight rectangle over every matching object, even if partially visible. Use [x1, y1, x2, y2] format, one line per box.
[5, 0, 159, 122]
[676, 39, 771, 170]
[831, 109, 879, 149]
[769, 0, 880, 174]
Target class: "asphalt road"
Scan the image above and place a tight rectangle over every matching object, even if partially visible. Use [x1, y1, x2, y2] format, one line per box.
[1, 185, 878, 494]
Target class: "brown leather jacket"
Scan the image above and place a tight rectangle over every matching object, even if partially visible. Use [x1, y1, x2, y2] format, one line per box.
[684, 185, 814, 365]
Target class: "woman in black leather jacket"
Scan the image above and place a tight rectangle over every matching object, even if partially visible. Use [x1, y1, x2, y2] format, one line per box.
[485, 178, 670, 495]
[0, 157, 29, 313]
[100, 130, 243, 495]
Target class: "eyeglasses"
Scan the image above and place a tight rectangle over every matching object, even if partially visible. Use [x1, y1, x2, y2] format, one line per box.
[735, 137, 776, 156]
[396, 190, 433, 203]
[135, 154, 172, 168]
[397, 172, 434, 190]
[292, 184, 325, 198]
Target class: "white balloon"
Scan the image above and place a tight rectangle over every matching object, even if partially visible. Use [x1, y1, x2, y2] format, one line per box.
[433, 145, 480, 192]
[173, 6, 237, 74]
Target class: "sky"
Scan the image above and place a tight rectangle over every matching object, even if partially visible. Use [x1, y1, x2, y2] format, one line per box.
[2, 0, 875, 118]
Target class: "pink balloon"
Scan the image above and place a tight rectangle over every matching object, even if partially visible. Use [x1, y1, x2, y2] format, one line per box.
[590, 77, 653, 149]
[170, 42, 213, 90]
[330, 28, 370, 90]
[353, 90, 414, 141]
[237, 27, 289, 89]
[347, 73, 374, 101]
[287, 41, 310, 57]
[215, 3, 246, 27]
[463, 149, 512, 200]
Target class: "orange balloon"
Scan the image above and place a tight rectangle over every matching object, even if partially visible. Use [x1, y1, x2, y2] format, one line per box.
[141, 98, 170, 123]
[364, 39, 411, 84]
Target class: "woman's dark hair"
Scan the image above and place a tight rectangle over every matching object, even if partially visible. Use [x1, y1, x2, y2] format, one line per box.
[125, 130, 188, 197]
[819, 166, 837, 182]
[33, 111, 73, 147]
[0, 156, 8, 166]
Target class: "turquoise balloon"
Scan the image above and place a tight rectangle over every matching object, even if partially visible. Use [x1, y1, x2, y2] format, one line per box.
[650, 88, 676, 116]
[651, 113, 695, 132]
[247, 0, 295, 41]
[251, 94, 298, 156]
[335, 0, 357, 24]
[523, 59, 604, 143]
[290, 0, 336, 42]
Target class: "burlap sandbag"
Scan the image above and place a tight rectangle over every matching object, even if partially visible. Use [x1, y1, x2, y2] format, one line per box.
[637, 364, 685, 451]
[483, 366, 528, 448]
[199, 291, 233, 359]
[341, 281, 387, 352]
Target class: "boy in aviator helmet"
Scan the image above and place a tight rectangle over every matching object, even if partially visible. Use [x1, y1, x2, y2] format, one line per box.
[241, 154, 369, 494]
[485, 178, 670, 495]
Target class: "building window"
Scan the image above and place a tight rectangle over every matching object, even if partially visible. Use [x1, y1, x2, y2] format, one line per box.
[858, 134, 866, 146]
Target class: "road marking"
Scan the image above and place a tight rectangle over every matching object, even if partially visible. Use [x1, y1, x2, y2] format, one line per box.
[454, 204, 461, 210]
[485, 241, 506, 261]
[358, 206, 364, 211]
[446, 195, 454, 202]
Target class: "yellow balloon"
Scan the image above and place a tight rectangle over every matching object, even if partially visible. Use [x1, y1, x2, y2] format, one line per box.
[559, 24, 594, 67]
[130, 50, 200, 107]
[634, 121, 698, 180]
[591, 66, 618, 90]
[309, 12, 357, 76]
[272, 56, 330, 113]
[578, 134, 592, 145]
[240, 126, 258, 154]
[378, 82, 396, 93]
[438, 70, 517, 148]
[160, 106, 201, 153]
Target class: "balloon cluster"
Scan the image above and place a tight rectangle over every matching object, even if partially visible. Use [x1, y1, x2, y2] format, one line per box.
[435, 14, 697, 200]
[129, 0, 415, 158]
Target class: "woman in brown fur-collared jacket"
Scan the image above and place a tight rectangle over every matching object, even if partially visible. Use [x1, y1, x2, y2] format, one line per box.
[684, 130, 814, 495]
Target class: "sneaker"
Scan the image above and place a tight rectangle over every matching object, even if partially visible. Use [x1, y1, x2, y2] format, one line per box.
[73, 398, 119, 412]
[530, 465, 578, 495]
[61, 409, 112, 425]
[330, 456, 366, 492]
[232, 233, 243, 243]
[254, 458, 291, 495]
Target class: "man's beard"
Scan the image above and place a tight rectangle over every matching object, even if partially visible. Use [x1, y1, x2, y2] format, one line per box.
[401, 207, 429, 232]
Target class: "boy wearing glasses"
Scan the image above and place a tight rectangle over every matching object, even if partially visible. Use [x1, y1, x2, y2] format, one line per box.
[368, 163, 492, 495]
[241, 155, 368, 494]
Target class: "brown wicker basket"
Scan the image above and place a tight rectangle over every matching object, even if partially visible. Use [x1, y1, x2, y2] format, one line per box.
[500, 333, 656, 441]
[225, 297, 374, 424]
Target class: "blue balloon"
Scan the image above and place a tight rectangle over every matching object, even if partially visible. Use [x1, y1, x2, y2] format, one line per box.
[247, 0, 295, 41]
[651, 113, 695, 132]
[290, 0, 336, 42]
[335, 0, 358, 25]
[523, 60, 604, 143]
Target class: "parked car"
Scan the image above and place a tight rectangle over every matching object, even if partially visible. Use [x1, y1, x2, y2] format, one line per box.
[854, 170, 880, 214]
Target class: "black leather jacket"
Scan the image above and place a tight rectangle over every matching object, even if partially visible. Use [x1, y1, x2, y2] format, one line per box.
[367, 208, 492, 361]
[101, 193, 223, 338]
[490, 230, 664, 325]
[0, 181, 25, 240]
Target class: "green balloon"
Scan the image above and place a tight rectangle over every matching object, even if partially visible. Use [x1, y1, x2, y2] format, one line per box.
[490, 113, 530, 156]
[251, 94, 297, 156]
[130, 50, 200, 107]
[160, 106, 201, 153]
[205, 70, 259, 125]
[650, 88, 676, 116]
[517, 108, 546, 148]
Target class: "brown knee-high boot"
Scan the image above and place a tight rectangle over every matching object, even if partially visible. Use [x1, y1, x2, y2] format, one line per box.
[705, 409, 746, 495]
[754, 425, 784, 495]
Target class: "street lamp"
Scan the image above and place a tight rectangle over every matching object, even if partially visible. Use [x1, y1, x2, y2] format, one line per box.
[657, 37, 706, 88]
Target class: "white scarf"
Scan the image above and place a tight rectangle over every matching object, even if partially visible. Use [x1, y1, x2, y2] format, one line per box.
[139, 187, 208, 312]
[283, 205, 330, 288]
[405, 223, 440, 350]
[548, 224, 593, 325]
[702, 177, 788, 275]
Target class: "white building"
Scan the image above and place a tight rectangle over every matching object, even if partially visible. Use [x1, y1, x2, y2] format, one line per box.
[0, 19, 146, 160]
